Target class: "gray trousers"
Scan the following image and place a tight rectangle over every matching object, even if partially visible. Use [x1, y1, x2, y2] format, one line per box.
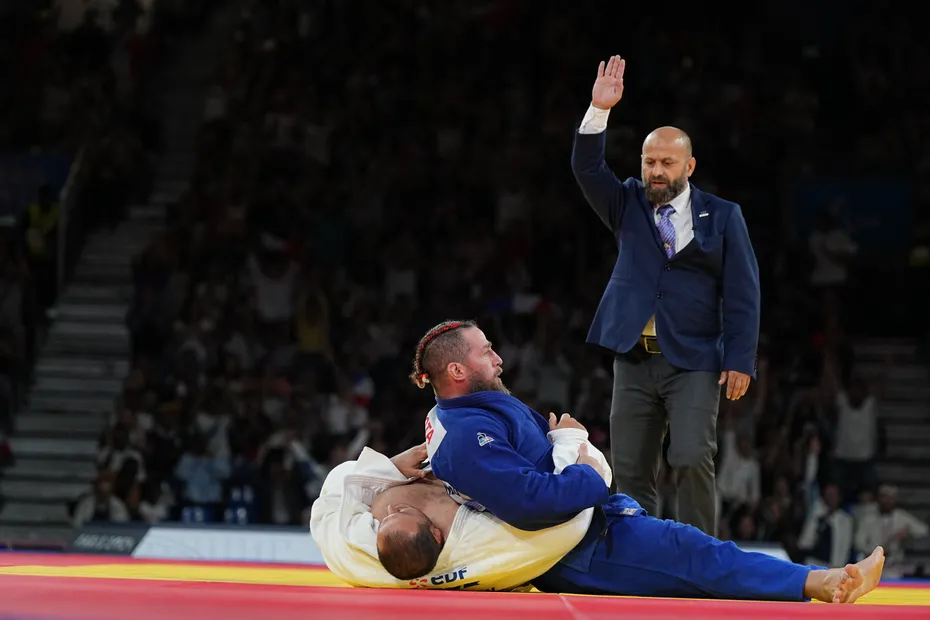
[609, 351, 721, 536]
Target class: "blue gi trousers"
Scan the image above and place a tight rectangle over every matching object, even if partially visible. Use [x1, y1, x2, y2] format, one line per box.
[533, 495, 826, 601]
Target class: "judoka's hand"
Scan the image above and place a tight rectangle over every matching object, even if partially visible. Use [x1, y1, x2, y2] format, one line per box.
[549, 412, 586, 432]
[719, 370, 751, 400]
[575, 443, 605, 480]
[391, 443, 428, 479]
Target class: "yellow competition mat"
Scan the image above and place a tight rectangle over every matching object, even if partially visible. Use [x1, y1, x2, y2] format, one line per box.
[1, 555, 929, 606]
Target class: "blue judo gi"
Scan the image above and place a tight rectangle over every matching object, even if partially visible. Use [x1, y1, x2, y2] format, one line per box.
[427, 391, 824, 601]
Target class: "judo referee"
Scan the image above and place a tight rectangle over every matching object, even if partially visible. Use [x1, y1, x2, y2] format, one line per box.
[399, 319, 884, 603]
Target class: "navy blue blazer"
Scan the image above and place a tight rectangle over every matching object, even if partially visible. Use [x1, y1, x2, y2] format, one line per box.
[572, 129, 760, 377]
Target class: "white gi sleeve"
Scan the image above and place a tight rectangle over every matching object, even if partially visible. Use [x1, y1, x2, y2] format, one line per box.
[547, 427, 613, 488]
[309, 448, 419, 587]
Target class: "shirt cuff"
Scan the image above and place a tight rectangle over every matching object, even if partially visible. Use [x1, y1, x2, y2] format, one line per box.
[578, 104, 610, 134]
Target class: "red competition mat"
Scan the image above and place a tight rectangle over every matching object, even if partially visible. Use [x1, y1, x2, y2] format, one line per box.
[0, 553, 928, 620]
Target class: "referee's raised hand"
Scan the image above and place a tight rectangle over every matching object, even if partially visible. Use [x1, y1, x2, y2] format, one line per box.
[592, 55, 625, 110]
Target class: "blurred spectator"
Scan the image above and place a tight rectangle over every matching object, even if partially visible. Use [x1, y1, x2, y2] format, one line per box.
[717, 423, 762, 519]
[854, 485, 929, 577]
[97, 422, 147, 503]
[173, 432, 231, 521]
[0, 231, 30, 447]
[822, 353, 886, 504]
[808, 211, 858, 291]
[72, 473, 130, 529]
[798, 483, 854, 569]
[21, 185, 59, 318]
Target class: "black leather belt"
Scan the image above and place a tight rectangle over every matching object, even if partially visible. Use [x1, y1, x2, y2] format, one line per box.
[638, 335, 661, 354]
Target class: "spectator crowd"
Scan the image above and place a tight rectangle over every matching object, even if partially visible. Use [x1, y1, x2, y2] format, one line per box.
[52, 0, 929, 576]
[0, 0, 183, 461]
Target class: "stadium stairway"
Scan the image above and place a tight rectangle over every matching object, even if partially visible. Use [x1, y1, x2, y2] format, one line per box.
[0, 8, 234, 546]
[857, 338, 930, 568]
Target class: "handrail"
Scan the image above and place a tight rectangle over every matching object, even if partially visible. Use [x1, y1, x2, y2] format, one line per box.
[55, 146, 86, 297]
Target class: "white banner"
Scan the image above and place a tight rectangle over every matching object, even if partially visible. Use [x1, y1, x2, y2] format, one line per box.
[132, 526, 326, 565]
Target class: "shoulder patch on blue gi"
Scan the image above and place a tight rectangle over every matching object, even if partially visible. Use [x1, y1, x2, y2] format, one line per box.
[476, 432, 494, 447]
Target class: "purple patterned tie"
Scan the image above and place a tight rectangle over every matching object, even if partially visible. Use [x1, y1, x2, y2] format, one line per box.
[656, 204, 676, 258]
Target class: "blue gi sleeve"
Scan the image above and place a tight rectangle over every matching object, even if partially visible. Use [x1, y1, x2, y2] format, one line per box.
[431, 412, 609, 531]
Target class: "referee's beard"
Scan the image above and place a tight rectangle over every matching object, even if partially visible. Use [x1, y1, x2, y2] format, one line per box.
[643, 173, 687, 206]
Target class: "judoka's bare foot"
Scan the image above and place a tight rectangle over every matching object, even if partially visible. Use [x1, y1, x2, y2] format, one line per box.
[803, 547, 885, 603]
[831, 546, 885, 604]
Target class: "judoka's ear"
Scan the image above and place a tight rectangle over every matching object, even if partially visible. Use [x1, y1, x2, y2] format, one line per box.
[446, 362, 467, 382]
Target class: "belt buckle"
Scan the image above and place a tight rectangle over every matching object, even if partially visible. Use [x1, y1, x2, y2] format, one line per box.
[642, 336, 661, 354]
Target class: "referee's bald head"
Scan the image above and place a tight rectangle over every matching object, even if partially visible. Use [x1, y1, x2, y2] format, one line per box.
[643, 126, 692, 158]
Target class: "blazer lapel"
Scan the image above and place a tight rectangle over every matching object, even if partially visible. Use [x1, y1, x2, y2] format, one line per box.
[689, 185, 711, 247]
[635, 189, 665, 254]
[670, 184, 710, 261]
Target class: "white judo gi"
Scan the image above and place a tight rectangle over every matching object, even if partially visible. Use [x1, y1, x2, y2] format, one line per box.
[309, 426, 611, 591]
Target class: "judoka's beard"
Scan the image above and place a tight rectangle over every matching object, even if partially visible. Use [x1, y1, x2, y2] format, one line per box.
[468, 376, 510, 395]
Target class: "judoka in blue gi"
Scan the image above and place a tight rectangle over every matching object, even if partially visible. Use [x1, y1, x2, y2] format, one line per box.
[386, 319, 885, 604]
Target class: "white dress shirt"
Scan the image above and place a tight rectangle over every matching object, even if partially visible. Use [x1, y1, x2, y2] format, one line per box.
[578, 104, 695, 337]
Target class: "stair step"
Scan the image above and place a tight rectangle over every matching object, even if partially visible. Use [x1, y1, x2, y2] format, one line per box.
[154, 179, 189, 193]
[70, 272, 133, 287]
[149, 193, 184, 207]
[880, 403, 930, 422]
[42, 339, 129, 358]
[55, 303, 127, 324]
[32, 376, 123, 395]
[883, 445, 930, 460]
[128, 205, 166, 221]
[55, 303, 126, 323]
[857, 362, 930, 382]
[9, 437, 97, 460]
[61, 285, 131, 303]
[162, 111, 206, 128]
[852, 339, 917, 360]
[84, 233, 150, 252]
[28, 393, 113, 414]
[74, 263, 130, 280]
[885, 424, 930, 444]
[157, 161, 196, 175]
[81, 251, 134, 268]
[156, 161, 194, 180]
[84, 232, 150, 249]
[911, 508, 930, 524]
[877, 462, 930, 485]
[4, 458, 97, 483]
[0, 480, 88, 503]
[40, 343, 130, 361]
[0, 501, 70, 526]
[50, 322, 129, 340]
[885, 385, 930, 400]
[894, 487, 930, 506]
[906, 536, 930, 553]
[16, 412, 106, 437]
[35, 358, 129, 379]
[161, 92, 203, 104]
